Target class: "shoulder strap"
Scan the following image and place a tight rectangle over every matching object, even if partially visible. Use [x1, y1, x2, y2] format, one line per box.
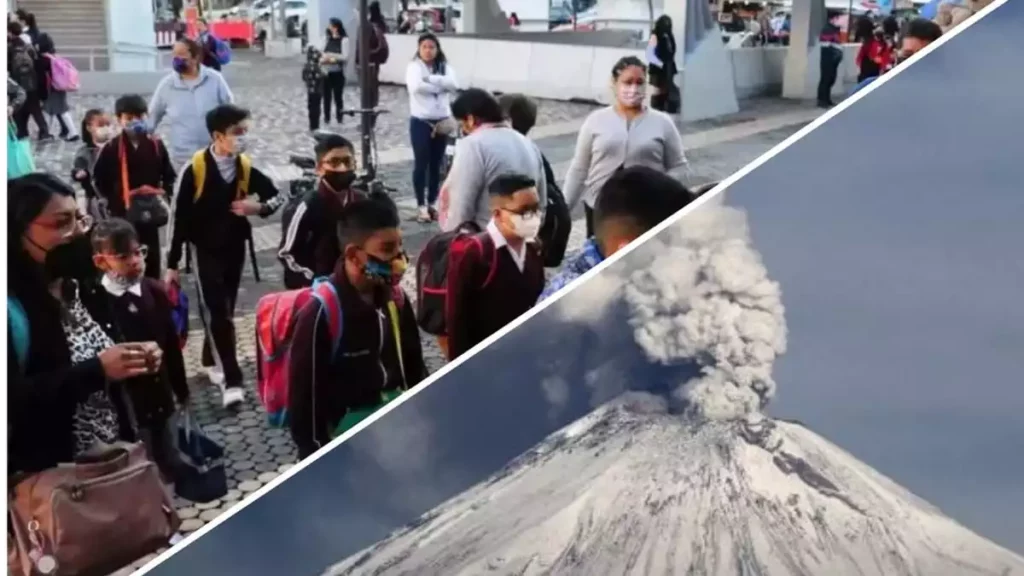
[310, 278, 343, 357]
[386, 298, 406, 388]
[470, 233, 499, 289]
[191, 149, 208, 202]
[237, 154, 252, 199]
[8, 296, 30, 371]
[119, 136, 130, 207]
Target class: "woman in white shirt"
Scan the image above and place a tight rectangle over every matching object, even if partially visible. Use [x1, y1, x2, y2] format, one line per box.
[562, 55, 688, 237]
[406, 33, 458, 222]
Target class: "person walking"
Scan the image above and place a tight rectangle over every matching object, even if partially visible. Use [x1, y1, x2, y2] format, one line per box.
[148, 38, 234, 169]
[8, 22, 52, 141]
[817, 22, 843, 108]
[646, 15, 678, 113]
[562, 56, 688, 237]
[36, 34, 80, 141]
[321, 18, 350, 126]
[405, 33, 458, 223]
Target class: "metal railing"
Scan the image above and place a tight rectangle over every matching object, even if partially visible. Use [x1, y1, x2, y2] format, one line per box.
[58, 43, 171, 72]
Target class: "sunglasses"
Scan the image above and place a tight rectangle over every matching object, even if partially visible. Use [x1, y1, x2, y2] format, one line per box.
[34, 213, 93, 238]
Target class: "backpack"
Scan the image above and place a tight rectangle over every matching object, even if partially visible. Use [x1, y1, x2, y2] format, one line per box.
[165, 281, 190, 350]
[120, 136, 170, 227]
[45, 54, 79, 91]
[370, 24, 389, 65]
[255, 278, 343, 427]
[211, 36, 232, 65]
[415, 224, 499, 336]
[191, 149, 251, 202]
[10, 47, 37, 92]
[539, 156, 572, 268]
[8, 296, 30, 373]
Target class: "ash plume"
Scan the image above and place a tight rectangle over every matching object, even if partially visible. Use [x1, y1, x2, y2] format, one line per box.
[623, 204, 787, 420]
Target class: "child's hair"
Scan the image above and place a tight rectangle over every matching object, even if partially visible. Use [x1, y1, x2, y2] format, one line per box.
[336, 194, 401, 251]
[315, 133, 354, 162]
[206, 104, 250, 136]
[90, 218, 139, 255]
[594, 166, 697, 241]
[80, 108, 105, 147]
[497, 93, 538, 137]
[488, 173, 536, 198]
[114, 95, 148, 118]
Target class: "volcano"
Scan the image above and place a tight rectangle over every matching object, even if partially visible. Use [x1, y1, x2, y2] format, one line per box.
[324, 394, 1024, 576]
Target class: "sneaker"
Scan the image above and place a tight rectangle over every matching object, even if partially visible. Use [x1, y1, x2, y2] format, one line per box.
[204, 366, 225, 386]
[38, 134, 56, 143]
[221, 385, 245, 409]
[63, 134, 81, 143]
[428, 206, 438, 222]
[417, 206, 431, 223]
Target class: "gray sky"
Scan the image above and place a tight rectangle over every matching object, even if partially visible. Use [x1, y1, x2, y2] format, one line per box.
[149, 3, 1024, 575]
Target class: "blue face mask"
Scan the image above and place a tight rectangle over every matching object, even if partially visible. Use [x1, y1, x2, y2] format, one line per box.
[126, 119, 149, 137]
[172, 57, 190, 74]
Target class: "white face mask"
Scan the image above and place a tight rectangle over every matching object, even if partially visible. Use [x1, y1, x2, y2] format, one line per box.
[618, 84, 646, 107]
[106, 268, 144, 291]
[93, 126, 114, 144]
[509, 212, 542, 240]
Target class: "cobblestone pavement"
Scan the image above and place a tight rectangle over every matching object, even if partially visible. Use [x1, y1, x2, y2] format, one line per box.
[23, 55, 821, 575]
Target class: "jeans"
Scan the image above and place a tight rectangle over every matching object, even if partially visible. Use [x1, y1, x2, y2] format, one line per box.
[323, 72, 345, 123]
[410, 117, 447, 207]
[307, 90, 322, 131]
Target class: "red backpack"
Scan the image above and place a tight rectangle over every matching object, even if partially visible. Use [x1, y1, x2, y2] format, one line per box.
[415, 224, 498, 336]
[255, 278, 343, 427]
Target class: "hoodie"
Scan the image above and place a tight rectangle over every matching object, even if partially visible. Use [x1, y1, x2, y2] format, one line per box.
[148, 66, 235, 166]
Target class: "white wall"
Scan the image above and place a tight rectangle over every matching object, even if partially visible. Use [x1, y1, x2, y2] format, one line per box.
[106, 0, 159, 72]
[379, 34, 862, 105]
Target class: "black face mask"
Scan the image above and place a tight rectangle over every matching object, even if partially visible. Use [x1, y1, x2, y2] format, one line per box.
[323, 170, 357, 192]
[44, 235, 96, 282]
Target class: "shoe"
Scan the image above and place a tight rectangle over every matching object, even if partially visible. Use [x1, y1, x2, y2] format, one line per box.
[428, 206, 438, 221]
[417, 206, 431, 223]
[205, 366, 225, 386]
[64, 134, 81, 142]
[221, 385, 244, 409]
[38, 134, 56, 143]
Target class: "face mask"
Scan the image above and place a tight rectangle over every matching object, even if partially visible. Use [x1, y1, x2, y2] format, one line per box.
[363, 254, 394, 284]
[508, 212, 542, 240]
[93, 126, 114, 143]
[105, 268, 144, 291]
[172, 57, 190, 74]
[44, 235, 96, 282]
[618, 85, 646, 107]
[126, 120, 149, 137]
[323, 170, 356, 192]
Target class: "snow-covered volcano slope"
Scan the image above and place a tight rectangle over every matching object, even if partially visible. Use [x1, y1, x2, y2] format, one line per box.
[325, 395, 1024, 576]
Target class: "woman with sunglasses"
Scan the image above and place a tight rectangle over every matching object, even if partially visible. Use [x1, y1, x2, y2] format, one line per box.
[8, 173, 164, 476]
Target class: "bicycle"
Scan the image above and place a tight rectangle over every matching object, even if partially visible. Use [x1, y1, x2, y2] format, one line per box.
[340, 107, 398, 196]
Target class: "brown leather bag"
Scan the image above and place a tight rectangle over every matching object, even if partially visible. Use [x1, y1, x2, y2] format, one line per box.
[8, 442, 182, 576]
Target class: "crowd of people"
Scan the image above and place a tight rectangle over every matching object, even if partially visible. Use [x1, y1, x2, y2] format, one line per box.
[7, 8, 699, 571]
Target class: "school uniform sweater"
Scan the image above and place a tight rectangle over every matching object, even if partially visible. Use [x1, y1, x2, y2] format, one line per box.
[446, 221, 545, 359]
[92, 134, 178, 217]
[278, 183, 363, 288]
[78, 277, 189, 429]
[287, 268, 428, 458]
[166, 148, 284, 270]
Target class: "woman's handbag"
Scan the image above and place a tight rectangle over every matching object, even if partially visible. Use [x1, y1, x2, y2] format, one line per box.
[7, 123, 36, 180]
[173, 410, 228, 504]
[7, 442, 181, 576]
[120, 137, 170, 227]
[431, 117, 459, 138]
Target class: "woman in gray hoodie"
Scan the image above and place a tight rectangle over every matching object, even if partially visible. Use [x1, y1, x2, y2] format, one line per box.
[148, 38, 234, 169]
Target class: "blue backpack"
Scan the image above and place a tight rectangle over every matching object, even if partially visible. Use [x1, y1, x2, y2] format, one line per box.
[8, 297, 30, 372]
[212, 37, 232, 65]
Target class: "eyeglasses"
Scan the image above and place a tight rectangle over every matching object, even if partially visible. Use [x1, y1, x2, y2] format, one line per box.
[34, 213, 93, 238]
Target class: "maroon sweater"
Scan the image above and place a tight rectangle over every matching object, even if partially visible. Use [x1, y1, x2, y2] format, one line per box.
[445, 233, 545, 359]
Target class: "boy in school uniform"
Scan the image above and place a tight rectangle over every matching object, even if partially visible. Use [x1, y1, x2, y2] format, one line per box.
[92, 94, 178, 279]
[79, 218, 190, 481]
[444, 173, 545, 360]
[540, 166, 699, 301]
[287, 196, 428, 459]
[165, 104, 284, 408]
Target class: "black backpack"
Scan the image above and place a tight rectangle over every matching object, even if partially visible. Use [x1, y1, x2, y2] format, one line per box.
[539, 155, 572, 268]
[371, 24, 389, 65]
[10, 46, 37, 92]
[415, 223, 498, 336]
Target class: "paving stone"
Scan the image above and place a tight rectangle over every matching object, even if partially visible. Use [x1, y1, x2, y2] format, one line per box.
[194, 499, 222, 510]
[235, 469, 259, 482]
[180, 518, 205, 533]
[255, 461, 279, 473]
[278, 463, 294, 474]
[221, 489, 243, 502]
[257, 472, 279, 483]
[238, 480, 263, 493]
[232, 460, 256, 472]
[199, 508, 224, 522]
[177, 507, 200, 520]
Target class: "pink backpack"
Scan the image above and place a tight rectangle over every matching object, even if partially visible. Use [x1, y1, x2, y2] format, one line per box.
[46, 54, 79, 92]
